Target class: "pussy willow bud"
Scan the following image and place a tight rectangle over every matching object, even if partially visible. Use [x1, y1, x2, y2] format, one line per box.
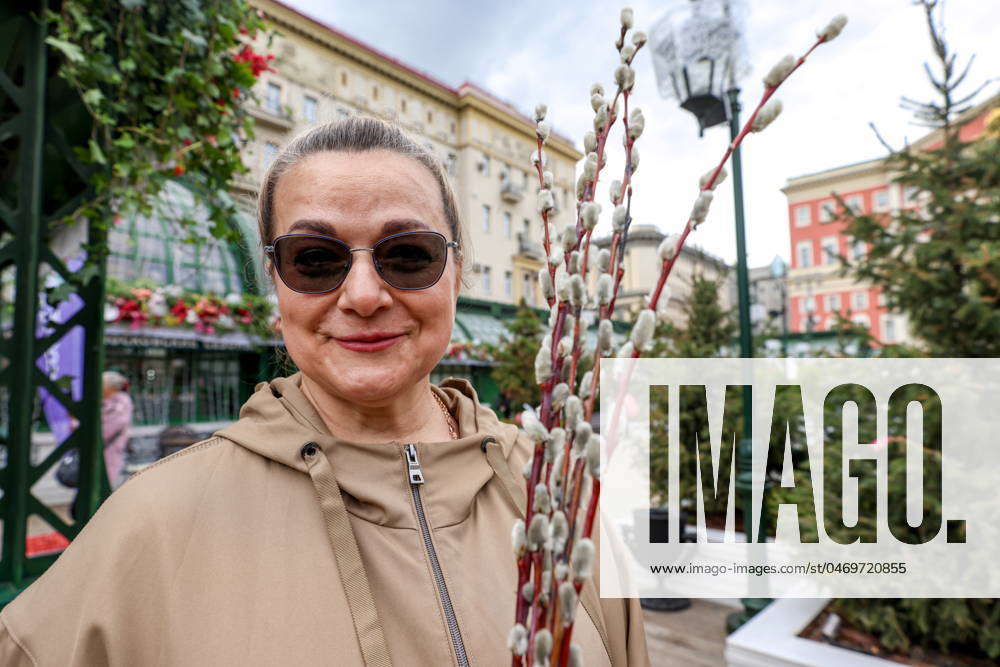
[631, 308, 655, 352]
[764, 54, 796, 88]
[543, 170, 554, 189]
[583, 130, 597, 154]
[609, 180, 623, 203]
[537, 188, 555, 214]
[536, 121, 551, 142]
[561, 226, 577, 253]
[620, 7, 634, 30]
[699, 166, 727, 190]
[580, 370, 593, 399]
[511, 519, 526, 557]
[563, 313, 575, 335]
[567, 250, 581, 274]
[612, 205, 628, 231]
[690, 190, 713, 227]
[530, 149, 545, 167]
[564, 395, 582, 431]
[576, 173, 588, 199]
[568, 274, 585, 307]
[548, 252, 561, 269]
[528, 513, 548, 551]
[534, 629, 553, 664]
[818, 14, 848, 42]
[586, 433, 601, 478]
[614, 64, 635, 91]
[568, 644, 583, 667]
[593, 104, 608, 131]
[597, 273, 613, 305]
[590, 82, 604, 97]
[521, 582, 535, 602]
[508, 624, 528, 656]
[550, 510, 569, 552]
[655, 286, 672, 323]
[751, 99, 783, 132]
[620, 44, 636, 63]
[628, 108, 645, 140]
[617, 341, 634, 358]
[522, 409, 549, 443]
[548, 427, 566, 461]
[658, 234, 680, 261]
[534, 104, 547, 123]
[557, 335, 573, 358]
[590, 93, 605, 113]
[598, 319, 613, 353]
[572, 538, 595, 581]
[629, 145, 640, 172]
[559, 581, 578, 625]
[539, 267, 554, 300]
[535, 341, 552, 383]
[632, 30, 647, 48]
[598, 248, 611, 272]
[523, 458, 533, 480]
[581, 202, 601, 230]
[534, 483, 551, 514]
[555, 269, 570, 301]
[574, 422, 592, 454]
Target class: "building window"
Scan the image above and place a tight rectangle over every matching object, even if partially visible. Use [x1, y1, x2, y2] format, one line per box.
[445, 153, 457, 176]
[852, 291, 869, 310]
[341, 71, 348, 87]
[482, 266, 492, 293]
[800, 296, 816, 315]
[401, 98, 407, 113]
[852, 313, 871, 328]
[265, 82, 282, 114]
[825, 294, 841, 311]
[877, 292, 887, 306]
[845, 195, 863, 214]
[523, 271, 535, 305]
[500, 162, 510, 182]
[504, 270, 513, 298]
[882, 315, 896, 342]
[904, 185, 920, 204]
[796, 241, 813, 268]
[873, 188, 890, 212]
[303, 95, 318, 123]
[482, 204, 491, 233]
[819, 200, 838, 222]
[262, 142, 279, 169]
[450, 121, 456, 134]
[503, 212, 512, 239]
[849, 238, 866, 261]
[481, 154, 491, 177]
[427, 110, 434, 125]
[372, 85, 379, 100]
[821, 236, 839, 264]
[795, 205, 811, 227]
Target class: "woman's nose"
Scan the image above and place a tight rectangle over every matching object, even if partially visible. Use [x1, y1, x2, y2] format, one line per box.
[336, 251, 393, 317]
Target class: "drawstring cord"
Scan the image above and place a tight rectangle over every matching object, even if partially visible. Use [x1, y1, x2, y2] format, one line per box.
[301, 441, 393, 667]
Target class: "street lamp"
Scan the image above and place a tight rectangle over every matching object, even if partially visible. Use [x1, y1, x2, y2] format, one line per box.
[769, 256, 789, 356]
[650, 0, 767, 630]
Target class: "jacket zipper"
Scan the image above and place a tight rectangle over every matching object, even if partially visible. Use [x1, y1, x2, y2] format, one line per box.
[404, 444, 471, 667]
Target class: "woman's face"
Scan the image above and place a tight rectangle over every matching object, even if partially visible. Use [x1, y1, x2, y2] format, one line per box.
[270, 150, 460, 407]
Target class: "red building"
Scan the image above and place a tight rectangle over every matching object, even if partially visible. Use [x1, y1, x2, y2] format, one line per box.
[781, 94, 999, 345]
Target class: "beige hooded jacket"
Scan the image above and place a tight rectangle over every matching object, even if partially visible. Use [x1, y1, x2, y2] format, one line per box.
[0, 374, 649, 666]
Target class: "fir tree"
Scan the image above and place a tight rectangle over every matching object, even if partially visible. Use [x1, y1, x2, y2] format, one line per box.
[490, 301, 544, 417]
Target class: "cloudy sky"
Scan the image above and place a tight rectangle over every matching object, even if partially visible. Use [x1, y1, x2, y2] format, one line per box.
[283, 0, 997, 268]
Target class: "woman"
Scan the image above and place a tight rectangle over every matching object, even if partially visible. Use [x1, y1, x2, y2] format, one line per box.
[0, 117, 649, 665]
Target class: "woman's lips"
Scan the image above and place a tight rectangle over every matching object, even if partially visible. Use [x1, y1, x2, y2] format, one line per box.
[333, 333, 405, 352]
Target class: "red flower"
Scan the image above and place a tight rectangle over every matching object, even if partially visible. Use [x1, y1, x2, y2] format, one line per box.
[232, 87, 240, 99]
[171, 300, 189, 320]
[173, 164, 185, 177]
[182, 138, 193, 147]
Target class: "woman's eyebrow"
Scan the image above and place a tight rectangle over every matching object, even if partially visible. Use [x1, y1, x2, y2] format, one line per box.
[287, 219, 337, 236]
[381, 219, 429, 235]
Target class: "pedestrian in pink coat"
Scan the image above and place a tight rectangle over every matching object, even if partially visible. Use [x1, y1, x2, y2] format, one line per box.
[100, 371, 133, 487]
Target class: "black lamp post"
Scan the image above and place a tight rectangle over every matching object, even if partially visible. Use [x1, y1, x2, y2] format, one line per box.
[651, 0, 769, 629]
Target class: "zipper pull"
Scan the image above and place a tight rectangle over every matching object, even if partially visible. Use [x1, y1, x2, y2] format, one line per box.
[404, 444, 425, 485]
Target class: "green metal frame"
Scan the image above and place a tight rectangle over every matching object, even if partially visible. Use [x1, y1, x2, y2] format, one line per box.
[0, 3, 109, 605]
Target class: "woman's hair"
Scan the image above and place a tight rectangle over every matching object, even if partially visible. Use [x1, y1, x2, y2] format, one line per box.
[103, 370, 129, 392]
[256, 115, 465, 259]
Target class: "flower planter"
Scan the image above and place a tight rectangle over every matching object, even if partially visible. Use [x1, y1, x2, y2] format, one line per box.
[725, 598, 896, 666]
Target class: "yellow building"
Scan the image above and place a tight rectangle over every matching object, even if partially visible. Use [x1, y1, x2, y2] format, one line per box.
[239, 0, 582, 308]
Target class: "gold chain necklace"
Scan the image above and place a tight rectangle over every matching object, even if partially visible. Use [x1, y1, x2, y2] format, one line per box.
[432, 390, 459, 440]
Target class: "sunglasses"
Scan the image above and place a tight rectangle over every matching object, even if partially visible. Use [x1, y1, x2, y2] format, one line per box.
[264, 230, 460, 294]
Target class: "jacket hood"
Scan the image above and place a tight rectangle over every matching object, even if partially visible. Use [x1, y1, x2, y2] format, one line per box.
[214, 373, 525, 528]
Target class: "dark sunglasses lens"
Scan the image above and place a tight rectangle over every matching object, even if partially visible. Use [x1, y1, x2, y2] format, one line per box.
[375, 233, 447, 289]
[274, 236, 350, 293]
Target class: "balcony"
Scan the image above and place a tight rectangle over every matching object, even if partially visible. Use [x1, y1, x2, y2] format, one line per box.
[247, 104, 294, 131]
[500, 175, 524, 204]
[517, 232, 544, 261]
